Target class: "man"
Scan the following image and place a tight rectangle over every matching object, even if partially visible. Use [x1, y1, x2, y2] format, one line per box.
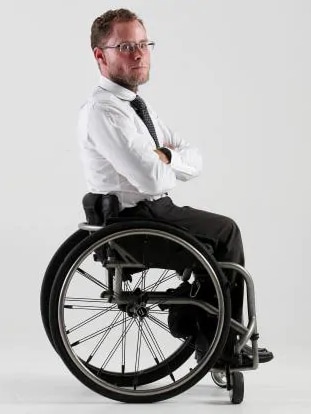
[78, 8, 273, 366]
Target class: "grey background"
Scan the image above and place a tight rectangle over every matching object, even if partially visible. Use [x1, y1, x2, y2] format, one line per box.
[0, 0, 310, 412]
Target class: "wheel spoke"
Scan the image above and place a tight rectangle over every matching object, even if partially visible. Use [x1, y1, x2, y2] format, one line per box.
[132, 274, 143, 291]
[65, 305, 118, 311]
[145, 271, 178, 291]
[66, 304, 118, 334]
[85, 311, 123, 364]
[65, 297, 108, 303]
[97, 318, 136, 373]
[143, 319, 176, 382]
[133, 319, 143, 389]
[149, 269, 170, 291]
[130, 269, 178, 293]
[70, 312, 128, 347]
[76, 268, 108, 290]
[147, 314, 173, 335]
[143, 319, 166, 361]
[132, 318, 158, 362]
[148, 314, 196, 352]
[121, 313, 127, 374]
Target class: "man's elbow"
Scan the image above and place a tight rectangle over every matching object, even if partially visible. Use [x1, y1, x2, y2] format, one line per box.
[175, 164, 202, 181]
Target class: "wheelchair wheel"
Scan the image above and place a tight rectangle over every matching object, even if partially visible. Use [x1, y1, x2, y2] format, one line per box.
[40, 229, 89, 347]
[49, 221, 231, 403]
[229, 371, 244, 404]
[41, 228, 195, 387]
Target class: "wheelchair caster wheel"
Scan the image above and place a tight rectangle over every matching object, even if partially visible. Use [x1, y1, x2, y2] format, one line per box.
[229, 371, 244, 404]
[211, 371, 227, 388]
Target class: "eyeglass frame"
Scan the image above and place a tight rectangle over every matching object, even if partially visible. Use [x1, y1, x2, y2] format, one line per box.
[100, 41, 155, 53]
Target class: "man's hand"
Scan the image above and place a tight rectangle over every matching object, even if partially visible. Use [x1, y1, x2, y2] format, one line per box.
[154, 149, 170, 164]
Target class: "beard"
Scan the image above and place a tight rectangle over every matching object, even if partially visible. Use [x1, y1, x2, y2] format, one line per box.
[109, 69, 150, 92]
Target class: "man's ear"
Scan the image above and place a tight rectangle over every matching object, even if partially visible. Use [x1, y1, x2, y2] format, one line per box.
[93, 47, 107, 75]
[93, 47, 107, 70]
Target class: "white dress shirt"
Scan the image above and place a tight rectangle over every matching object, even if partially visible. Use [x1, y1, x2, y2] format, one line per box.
[78, 76, 203, 209]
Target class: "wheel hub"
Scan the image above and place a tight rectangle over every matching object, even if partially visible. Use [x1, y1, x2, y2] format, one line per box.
[126, 302, 148, 318]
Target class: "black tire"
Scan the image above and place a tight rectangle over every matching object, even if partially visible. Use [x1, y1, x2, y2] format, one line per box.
[49, 221, 231, 403]
[40, 229, 89, 347]
[229, 371, 244, 404]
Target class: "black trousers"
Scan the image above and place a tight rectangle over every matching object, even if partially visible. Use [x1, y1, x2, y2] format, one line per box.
[120, 196, 245, 322]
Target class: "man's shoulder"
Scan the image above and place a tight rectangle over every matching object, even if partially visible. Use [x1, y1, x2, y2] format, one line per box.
[79, 87, 122, 115]
[89, 86, 119, 107]
[79, 86, 132, 124]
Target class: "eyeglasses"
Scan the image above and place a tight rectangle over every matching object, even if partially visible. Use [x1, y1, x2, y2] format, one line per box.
[101, 41, 155, 53]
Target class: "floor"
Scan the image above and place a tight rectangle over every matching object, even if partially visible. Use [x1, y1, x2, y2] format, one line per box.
[1, 343, 310, 414]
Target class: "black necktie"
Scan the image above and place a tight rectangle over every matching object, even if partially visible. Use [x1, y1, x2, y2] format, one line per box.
[130, 95, 160, 148]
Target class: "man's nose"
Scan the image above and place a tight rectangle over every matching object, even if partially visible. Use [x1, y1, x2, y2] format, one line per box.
[133, 47, 143, 60]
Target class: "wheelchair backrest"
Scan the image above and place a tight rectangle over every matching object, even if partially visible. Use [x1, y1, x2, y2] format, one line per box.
[82, 193, 120, 226]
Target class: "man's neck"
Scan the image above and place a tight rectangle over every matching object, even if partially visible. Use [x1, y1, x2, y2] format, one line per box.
[105, 75, 138, 94]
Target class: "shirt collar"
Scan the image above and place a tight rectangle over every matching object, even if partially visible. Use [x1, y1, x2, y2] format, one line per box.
[99, 76, 136, 101]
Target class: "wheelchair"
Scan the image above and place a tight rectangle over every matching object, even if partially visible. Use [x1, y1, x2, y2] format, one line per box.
[41, 193, 260, 404]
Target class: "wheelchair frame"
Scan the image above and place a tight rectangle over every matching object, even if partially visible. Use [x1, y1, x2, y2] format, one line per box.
[79, 222, 259, 372]
[41, 203, 261, 404]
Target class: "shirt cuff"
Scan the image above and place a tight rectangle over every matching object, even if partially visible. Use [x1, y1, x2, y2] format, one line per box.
[169, 148, 182, 169]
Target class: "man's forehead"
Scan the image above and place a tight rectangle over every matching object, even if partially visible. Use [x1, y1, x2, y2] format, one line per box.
[109, 20, 147, 42]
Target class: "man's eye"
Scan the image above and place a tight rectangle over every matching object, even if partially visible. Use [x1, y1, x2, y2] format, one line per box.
[120, 44, 130, 52]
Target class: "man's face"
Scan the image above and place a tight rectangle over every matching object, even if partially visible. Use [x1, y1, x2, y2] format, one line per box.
[95, 20, 151, 91]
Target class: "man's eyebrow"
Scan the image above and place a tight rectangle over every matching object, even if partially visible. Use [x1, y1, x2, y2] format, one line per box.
[117, 38, 149, 43]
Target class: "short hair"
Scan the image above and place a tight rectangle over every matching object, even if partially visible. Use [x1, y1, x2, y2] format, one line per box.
[90, 9, 145, 49]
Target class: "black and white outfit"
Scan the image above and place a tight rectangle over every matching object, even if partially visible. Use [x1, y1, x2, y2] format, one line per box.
[78, 75, 245, 322]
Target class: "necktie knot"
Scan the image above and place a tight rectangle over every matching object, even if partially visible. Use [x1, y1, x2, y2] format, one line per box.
[131, 95, 147, 112]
